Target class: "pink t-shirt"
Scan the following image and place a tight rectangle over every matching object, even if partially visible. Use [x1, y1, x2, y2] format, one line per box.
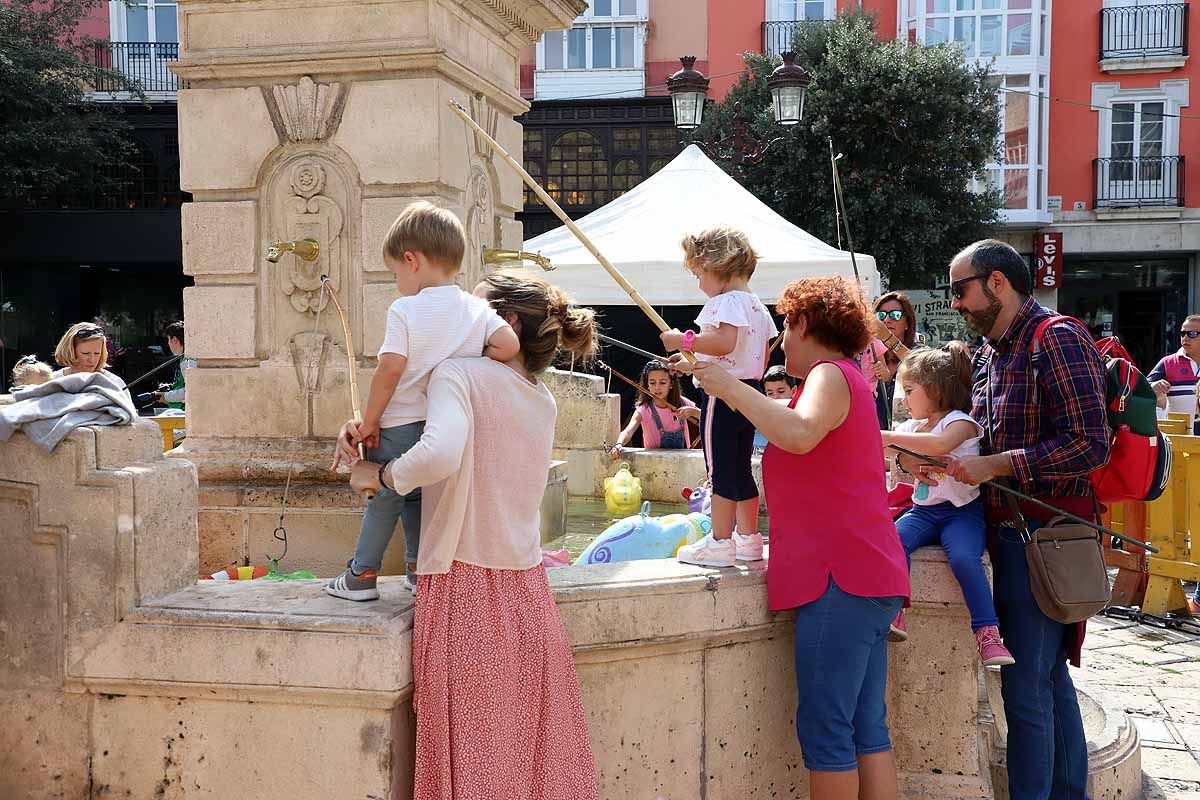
[761, 358, 910, 611]
[637, 398, 696, 448]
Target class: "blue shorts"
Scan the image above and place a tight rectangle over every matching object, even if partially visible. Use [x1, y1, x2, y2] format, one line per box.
[793, 577, 904, 772]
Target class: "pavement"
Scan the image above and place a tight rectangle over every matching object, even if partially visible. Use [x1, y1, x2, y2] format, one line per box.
[1077, 611, 1200, 799]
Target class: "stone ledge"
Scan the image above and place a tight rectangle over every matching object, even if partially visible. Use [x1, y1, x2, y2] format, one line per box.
[1100, 54, 1188, 73]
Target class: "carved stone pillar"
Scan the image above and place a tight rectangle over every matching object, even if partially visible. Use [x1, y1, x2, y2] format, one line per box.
[171, 0, 585, 576]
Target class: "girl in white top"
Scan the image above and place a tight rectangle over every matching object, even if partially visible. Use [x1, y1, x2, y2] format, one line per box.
[344, 270, 599, 800]
[661, 226, 777, 568]
[879, 342, 1015, 668]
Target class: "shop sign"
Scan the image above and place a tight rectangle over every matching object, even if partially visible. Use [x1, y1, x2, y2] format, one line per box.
[1035, 232, 1063, 289]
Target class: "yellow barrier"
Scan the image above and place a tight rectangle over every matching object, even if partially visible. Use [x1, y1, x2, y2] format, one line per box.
[1105, 421, 1199, 616]
[150, 416, 187, 452]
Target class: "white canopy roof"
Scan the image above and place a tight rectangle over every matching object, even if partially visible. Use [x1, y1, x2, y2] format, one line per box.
[525, 145, 880, 306]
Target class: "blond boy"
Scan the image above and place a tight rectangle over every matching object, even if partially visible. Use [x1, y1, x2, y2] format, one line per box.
[327, 202, 518, 601]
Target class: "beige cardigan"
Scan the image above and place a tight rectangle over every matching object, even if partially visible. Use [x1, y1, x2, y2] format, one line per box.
[388, 358, 556, 575]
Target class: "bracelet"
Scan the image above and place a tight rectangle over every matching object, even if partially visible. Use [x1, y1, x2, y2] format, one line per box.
[681, 330, 697, 353]
[378, 458, 393, 490]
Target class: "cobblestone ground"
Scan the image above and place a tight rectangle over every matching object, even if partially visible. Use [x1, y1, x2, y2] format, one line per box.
[1077, 612, 1200, 799]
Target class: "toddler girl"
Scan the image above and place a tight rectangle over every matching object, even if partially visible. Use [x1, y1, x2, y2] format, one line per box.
[661, 226, 777, 567]
[10, 355, 53, 390]
[880, 342, 1015, 667]
[610, 360, 699, 458]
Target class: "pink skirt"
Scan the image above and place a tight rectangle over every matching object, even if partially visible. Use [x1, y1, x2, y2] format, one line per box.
[413, 561, 598, 800]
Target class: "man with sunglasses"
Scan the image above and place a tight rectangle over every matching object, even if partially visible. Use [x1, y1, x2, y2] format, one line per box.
[1147, 315, 1200, 436]
[900, 239, 1109, 800]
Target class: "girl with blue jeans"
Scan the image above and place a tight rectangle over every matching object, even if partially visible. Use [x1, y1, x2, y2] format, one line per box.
[881, 343, 1015, 667]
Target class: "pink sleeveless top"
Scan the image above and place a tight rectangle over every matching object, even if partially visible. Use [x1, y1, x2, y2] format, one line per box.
[762, 358, 910, 611]
[637, 399, 695, 448]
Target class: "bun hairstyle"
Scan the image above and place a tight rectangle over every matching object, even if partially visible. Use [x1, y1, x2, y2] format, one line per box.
[479, 269, 598, 374]
[680, 225, 758, 280]
[896, 341, 974, 413]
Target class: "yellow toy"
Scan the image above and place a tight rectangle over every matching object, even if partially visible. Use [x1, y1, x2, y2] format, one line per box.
[604, 461, 643, 516]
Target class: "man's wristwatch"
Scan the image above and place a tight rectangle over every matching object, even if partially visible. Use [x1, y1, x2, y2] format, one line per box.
[378, 458, 394, 490]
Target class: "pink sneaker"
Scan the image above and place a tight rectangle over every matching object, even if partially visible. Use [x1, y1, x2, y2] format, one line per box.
[975, 625, 1016, 667]
[888, 610, 908, 642]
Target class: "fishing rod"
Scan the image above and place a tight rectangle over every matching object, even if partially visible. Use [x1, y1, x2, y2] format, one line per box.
[126, 352, 183, 391]
[597, 359, 702, 449]
[597, 332, 670, 364]
[886, 443, 1158, 553]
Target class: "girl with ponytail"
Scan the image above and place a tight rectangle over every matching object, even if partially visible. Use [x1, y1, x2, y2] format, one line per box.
[880, 342, 1016, 668]
[344, 268, 600, 800]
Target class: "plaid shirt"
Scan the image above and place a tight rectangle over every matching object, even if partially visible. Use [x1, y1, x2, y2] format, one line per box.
[972, 296, 1111, 511]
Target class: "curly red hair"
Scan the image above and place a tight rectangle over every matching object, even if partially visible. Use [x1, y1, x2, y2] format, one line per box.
[775, 277, 871, 357]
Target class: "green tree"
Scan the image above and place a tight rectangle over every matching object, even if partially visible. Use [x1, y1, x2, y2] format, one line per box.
[698, 11, 1002, 288]
[0, 0, 140, 204]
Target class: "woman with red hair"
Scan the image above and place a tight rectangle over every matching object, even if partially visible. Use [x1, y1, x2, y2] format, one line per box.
[673, 276, 909, 800]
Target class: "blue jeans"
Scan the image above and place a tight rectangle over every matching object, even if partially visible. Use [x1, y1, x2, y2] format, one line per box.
[993, 523, 1089, 800]
[350, 421, 424, 573]
[793, 577, 904, 772]
[895, 498, 998, 630]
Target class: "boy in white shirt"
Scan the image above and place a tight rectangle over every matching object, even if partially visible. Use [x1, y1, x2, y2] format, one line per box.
[327, 202, 519, 601]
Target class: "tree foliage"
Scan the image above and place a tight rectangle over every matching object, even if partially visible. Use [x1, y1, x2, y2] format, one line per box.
[0, 0, 140, 204]
[699, 11, 1002, 288]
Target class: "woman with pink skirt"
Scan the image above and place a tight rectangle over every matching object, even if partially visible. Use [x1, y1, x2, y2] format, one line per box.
[343, 270, 600, 800]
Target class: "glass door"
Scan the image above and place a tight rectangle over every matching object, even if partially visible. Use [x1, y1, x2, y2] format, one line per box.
[121, 1, 179, 91]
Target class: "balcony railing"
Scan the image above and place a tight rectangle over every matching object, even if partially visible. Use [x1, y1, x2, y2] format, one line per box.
[761, 20, 832, 56]
[1099, 3, 1189, 60]
[1093, 156, 1185, 209]
[92, 42, 180, 93]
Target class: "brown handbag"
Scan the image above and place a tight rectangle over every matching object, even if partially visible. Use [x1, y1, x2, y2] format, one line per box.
[1006, 496, 1111, 624]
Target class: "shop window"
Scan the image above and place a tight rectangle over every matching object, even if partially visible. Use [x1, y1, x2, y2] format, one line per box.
[612, 159, 643, 196]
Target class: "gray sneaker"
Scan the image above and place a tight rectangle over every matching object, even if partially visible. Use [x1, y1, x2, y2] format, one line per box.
[325, 561, 379, 601]
[405, 573, 418, 596]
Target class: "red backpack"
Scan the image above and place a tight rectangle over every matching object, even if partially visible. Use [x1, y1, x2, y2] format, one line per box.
[1031, 317, 1171, 504]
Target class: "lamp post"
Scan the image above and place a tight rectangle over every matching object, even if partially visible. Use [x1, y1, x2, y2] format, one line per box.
[666, 52, 812, 167]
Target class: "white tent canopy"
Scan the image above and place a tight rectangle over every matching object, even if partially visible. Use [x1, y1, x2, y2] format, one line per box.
[524, 144, 880, 306]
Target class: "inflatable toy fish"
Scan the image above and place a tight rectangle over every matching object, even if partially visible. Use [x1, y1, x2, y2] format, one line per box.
[574, 502, 710, 566]
[604, 461, 643, 516]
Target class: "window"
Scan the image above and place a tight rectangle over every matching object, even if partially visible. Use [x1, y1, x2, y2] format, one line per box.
[914, 0, 1044, 58]
[593, 0, 637, 15]
[612, 127, 641, 153]
[123, 0, 177, 43]
[1109, 101, 1165, 180]
[612, 159, 643, 196]
[647, 128, 678, 156]
[547, 131, 609, 206]
[541, 25, 636, 70]
[778, 0, 830, 20]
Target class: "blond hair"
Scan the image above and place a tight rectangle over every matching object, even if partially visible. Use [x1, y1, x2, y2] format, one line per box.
[681, 225, 758, 280]
[54, 322, 109, 371]
[478, 269, 597, 374]
[897, 341, 973, 414]
[382, 201, 466, 273]
[11, 355, 53, 387]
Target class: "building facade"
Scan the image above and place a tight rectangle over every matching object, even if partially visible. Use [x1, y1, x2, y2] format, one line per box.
[0, 2, 190, 389]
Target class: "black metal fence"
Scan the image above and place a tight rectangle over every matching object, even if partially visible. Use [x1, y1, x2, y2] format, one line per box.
[761, 20, 832, 56]
[92, 42, 180, 92]
[1093, 156, 1185, 208]
[1099, 3, 1189, 60]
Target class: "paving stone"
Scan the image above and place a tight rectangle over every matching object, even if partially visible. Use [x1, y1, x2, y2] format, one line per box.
[1103, 688, 1170, 719]
[1141, 747, 1200, 783]
[1155, 691, 1200, 726]
[1175, 723, 1200, 752]
[1143, 775, 1200, 800]
[1134, 715, 1183, 745]
[1102, 643, 1198, 666]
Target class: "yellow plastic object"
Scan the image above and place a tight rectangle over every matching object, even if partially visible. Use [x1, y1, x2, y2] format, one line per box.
[151, 416, 186, 452]
[604, 461, 643, 517]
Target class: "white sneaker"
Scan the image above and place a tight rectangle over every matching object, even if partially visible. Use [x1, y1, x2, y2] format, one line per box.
[734, 532, 764, 562]
[405, 574, 418, 596]
[677, 533, 736, 568]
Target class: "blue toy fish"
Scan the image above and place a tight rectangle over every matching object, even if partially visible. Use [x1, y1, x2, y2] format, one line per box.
[574, 502, 711, 566]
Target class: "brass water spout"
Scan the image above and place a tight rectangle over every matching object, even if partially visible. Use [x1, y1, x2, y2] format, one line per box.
[266, 238, 320, 263]
[482, 248, 555, 271]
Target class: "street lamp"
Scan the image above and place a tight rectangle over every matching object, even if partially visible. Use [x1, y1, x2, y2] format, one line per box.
[665, 56, 709, 131]
[766, 52, 811, 127]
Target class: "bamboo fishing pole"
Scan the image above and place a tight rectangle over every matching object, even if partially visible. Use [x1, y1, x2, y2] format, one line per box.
[444, 100, 735, 407]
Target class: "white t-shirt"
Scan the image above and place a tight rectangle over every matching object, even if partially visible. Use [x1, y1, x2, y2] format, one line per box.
[377, 285, 510, 427]
[694, 290, 778, 380]
[895, 409, 982, 507]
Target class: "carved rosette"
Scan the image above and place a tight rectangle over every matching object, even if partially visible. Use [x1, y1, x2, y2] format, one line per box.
[279, 159, 343, 314]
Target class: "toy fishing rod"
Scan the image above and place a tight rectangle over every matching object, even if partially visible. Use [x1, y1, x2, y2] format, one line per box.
[886, 443, 1158, 553]
[597, 332, 670, 363]
[125, 353, 183, 391]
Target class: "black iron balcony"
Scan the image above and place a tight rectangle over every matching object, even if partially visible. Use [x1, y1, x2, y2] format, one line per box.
[92, 42, 180, 93]
[761, 20, 831, 56]
[1093, 156, 1185, 208]
[1099, 3, 1189, 60]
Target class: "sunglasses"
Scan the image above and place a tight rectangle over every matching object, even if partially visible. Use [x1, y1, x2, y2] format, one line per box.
[950, 274, 987, 300]
[876, 310, 905, 321]
[74, 327, 104, 339]
[1182, 331, 1200, 339]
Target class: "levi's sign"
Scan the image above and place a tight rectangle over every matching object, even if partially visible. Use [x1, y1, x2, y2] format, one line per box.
[1035, 232, 1063, 289]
